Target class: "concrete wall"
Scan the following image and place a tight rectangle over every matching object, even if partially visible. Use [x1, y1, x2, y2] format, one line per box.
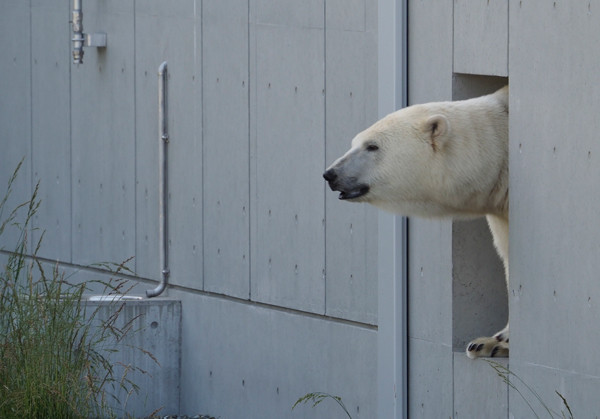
[509, 1, 600, 416]
[0, 0, 378, 417]
[89, 299, 182, 417]
[6, 1, 599, 417]
[408, 0, 600, 417]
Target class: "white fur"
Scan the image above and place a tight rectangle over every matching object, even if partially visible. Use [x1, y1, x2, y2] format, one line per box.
[324, 86, 510, 358]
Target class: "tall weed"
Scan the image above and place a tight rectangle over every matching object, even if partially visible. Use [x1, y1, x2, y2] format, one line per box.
[0, 161, 148, 418]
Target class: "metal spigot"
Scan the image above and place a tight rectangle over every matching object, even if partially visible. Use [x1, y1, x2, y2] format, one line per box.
[71, 0, 106, 64]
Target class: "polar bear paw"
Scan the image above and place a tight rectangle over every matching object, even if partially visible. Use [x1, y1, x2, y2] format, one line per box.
[466, 326, 509, 359]
[466, 337, 508, 359]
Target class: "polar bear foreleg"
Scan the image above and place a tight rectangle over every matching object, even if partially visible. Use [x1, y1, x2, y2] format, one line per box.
[466, 214, 510, 359]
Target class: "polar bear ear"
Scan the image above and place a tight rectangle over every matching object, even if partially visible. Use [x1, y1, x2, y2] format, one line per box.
[423, 114, 450, 151]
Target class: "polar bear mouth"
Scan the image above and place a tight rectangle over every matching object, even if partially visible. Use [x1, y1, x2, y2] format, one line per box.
[338, 185, 370, 200]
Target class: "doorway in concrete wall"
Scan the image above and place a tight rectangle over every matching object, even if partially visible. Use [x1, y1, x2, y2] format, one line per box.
[451, 74, 510, 353]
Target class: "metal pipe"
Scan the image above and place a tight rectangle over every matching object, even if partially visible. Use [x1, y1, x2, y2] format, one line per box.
[147, 61, 170, 298]
[72, 0, 84, 64]
[71, 0, 106, 64]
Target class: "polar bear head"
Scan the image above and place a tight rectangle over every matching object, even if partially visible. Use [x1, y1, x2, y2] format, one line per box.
[323, 86, 509, 218]
[323, 105, 455, 216]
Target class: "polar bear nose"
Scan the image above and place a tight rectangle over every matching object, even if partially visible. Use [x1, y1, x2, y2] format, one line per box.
[323, 169, 337, 182]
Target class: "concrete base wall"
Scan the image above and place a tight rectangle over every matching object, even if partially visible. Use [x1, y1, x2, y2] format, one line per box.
[171, 289, 377, 418]
[88, 299, 181, 417]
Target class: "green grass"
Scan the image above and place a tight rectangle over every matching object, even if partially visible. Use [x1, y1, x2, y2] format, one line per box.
[293, 392, 352, 418]
[0, 160, 149, 418]
[488, 360, 574, 419]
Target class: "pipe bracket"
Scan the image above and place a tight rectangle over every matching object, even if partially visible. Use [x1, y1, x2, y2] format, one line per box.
[85, 32, 107, 48]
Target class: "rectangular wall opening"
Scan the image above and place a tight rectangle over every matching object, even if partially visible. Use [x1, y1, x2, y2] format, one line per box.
[451, 73, 509, 352]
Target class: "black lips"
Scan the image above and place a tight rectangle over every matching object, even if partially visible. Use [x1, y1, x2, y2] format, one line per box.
[323, 170, 369, 200]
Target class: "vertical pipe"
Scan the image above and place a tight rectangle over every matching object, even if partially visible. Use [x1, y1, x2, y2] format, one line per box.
[147, 62, 170, 298]
[72, 0, 84, 64]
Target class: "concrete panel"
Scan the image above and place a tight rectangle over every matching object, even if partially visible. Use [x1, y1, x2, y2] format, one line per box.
[407, 5, 457, 416]
[255, 0, 324, 28]
[88, 299, 181, 417]
[407, 219, 453, 345]
[251, 23, 326, 313]
[71, 0, 136, 265]
[407, 0, 453, 103]
[454, 0, 508, 76]
[202, 0, 250, 298]
[509, 0, 600, 376]
[324, 24, 378, 324]
[510, 223, 600, 375]
[134, 0, 200, 286]
[30, 0, 71, 262]
[408, 338, 453, 418]
[173, 290, 377, 418]
[326, 0, 367, 31]
[453, 354, 508, 419]
[508, 360, 600, 418]
[407, 221, 453, 416]
[0, 1, 32, 248]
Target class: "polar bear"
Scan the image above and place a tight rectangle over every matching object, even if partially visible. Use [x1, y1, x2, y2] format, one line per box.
[323, 86, 509, 359]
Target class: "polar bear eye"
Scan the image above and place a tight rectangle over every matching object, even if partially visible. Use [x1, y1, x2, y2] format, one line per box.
[366, 144, 379, 152]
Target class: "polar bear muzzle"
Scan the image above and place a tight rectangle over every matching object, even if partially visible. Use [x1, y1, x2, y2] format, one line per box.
[323, 168, 370, 200]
